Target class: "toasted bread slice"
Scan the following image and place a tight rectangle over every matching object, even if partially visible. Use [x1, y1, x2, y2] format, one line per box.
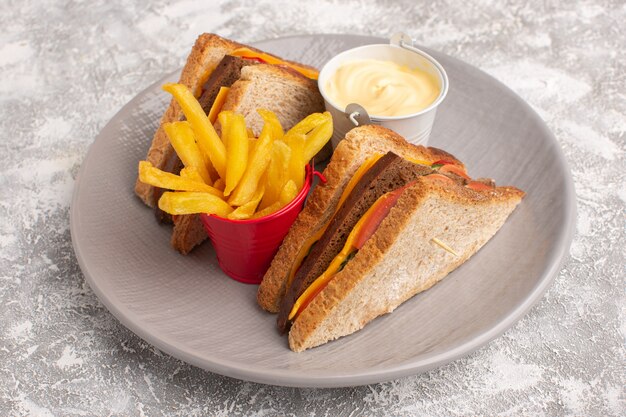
[257, 125, 463, 313]
[288, 176, 524, 351]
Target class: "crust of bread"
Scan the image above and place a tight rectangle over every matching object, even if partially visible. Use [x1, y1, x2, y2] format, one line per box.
[169, 214, 207, 255]
[288, 177, 524, 351]
[257, 125, 464, 313]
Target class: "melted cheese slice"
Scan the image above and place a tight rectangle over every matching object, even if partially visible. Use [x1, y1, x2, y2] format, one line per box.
[406, 156, 433, 166]
[230, 47, 319, 80]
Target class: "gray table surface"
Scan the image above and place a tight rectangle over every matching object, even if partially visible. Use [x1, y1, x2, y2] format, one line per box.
[1, 0, 624, 415]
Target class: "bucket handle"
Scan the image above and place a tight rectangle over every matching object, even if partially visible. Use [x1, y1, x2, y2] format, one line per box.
[390, 32, 415, 50]
[313, 169, 327, 184]
[390, 32, 431, 57]
[345, 103, 371, 127]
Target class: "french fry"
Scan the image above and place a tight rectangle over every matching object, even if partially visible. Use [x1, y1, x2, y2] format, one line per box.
[248, 138, 257, 158]
[213, 178, 225, 192]
[141, 106, 329, 222]
[251, 178, 298, 219]
[139, 161, 222, 196]
[158, 192, 233, 216]
[223, 113, 249, 197]
[279, 180, 298, 205]
[257, 108, 284, 140]
[247, 128, 255, 138]
[285, 112, 327, 136]
[163, 83, 227, 178]
[228, 117, 274, 206]
[179, 166, 206, 184]
[260, 140, 291, 210]
[218, 110, 234, 148]
[285, 132, 306, 190]
[251, 201, 282, 219]
[227, 185, 265, 220]
[304, 113, 332, 162]
[163, 121, 212, 185]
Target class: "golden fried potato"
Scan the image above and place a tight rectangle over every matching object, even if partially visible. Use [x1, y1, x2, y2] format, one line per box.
[179, 166, 206, 184]
[218, 110, 233, 147]
[208, 86, 230, 124]
[223, 113, 249, 197]
[285, 112, 327, 136]
[251, 201, 282, 219]
[163, 121, 212, 185]
[285, 132, 305, 189]
[257, 109, 284, 140]
[304, 113, 332, 162]
[260, 140, 291, 210]
[139, 161, 222, 196]
[228, 114, 275, 207]
[227, 184, 265, 220]
[279, 179, 298, 205]
[213, 178, 225, 192]
[158, 192, 233, 216]
[163, 83, 226, 178]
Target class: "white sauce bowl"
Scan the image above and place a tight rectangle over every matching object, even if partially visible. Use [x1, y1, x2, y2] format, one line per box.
[318, 42, 449, 148]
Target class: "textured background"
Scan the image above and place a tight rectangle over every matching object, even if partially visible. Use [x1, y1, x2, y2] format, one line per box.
[1, 0, 624, 416]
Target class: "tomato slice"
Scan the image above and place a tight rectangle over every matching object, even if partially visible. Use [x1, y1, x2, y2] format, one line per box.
[292, 280, 329, 321]
[438, 164, 470, 180]
[466, 181, 494, 191]
[353, 185, 408, 249]
[431, 159, 457, 167]
[242, 56, 267, 64]
[424, 173, 456, 184]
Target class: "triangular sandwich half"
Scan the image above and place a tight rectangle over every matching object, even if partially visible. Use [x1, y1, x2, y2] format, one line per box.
[257, 125, 524, 351]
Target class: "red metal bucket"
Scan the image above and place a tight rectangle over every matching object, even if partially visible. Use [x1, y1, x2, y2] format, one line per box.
[200, 166, 323, 284]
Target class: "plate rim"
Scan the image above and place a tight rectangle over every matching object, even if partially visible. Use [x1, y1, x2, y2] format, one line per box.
[70, 33, 577, 388]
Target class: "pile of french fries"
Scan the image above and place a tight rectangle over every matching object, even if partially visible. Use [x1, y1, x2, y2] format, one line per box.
[138, 83, 333, 220]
